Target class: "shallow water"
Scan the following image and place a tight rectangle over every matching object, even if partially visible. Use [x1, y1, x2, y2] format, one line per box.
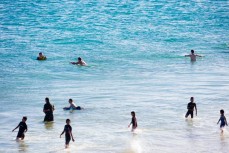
[0, 0, 229, 153]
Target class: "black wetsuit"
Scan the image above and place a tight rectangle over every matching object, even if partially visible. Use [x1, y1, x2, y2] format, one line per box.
[185, 102, 196, 118]
[43, 104, 54, 122]
[64, 125, 72, 145]
[131, 117, 137, 129]
[219, 116, 226, 128]
[17, 122, 27, 138]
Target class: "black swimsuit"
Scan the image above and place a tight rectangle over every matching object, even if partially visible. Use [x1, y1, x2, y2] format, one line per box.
[64, 125, 72, 145]
[17, 122, 27, 138]
[185, 102, 196, 118]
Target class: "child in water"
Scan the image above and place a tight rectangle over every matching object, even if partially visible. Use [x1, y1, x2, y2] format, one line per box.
[128, 111, 137, 132]
[60, 119, 75, 148]
[12, 116, 28, 140]
[217, 109, 228, 133]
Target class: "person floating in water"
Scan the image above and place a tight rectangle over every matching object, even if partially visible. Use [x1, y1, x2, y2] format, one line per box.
[70, 57, 87, 66]
[37, 52, 47, 60]
[63, 99, 83, 110]
[217, 109, 228, 134]
[185, 50, 202, 61]
[60, 119, 75, 148]
[43, 97, 54, 122]
[12, 116, 28, 140]
[185, 97, 197, 118]
[128, 111, 137, 132]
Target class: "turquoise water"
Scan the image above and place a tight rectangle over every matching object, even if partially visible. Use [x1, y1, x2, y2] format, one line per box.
[0, 0, 229, 152]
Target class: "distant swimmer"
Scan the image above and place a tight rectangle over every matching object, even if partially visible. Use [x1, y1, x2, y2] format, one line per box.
[185, 50, 202, 61]
[63, 99, 83, 110]
[43, 97, 54, 122]
[128, 111, 137, 132]
[37, 52, 47, 60]
[60, 119, 75, 148]
[12, 116, 28, 140]
[185, 97, 197, 118]
[70, 57, 87, 66]
[217, 109, 228, 134]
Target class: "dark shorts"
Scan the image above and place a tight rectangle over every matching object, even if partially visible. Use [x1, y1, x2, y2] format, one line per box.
[65, 135, 71, 145]
[185, 110, 193, 118]
[220, 123, 226, 128]
[17, 132, 25, 138]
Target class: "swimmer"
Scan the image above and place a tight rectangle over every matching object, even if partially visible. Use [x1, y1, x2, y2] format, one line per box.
[128, 111, 137, 132]
[63, 99, 83, 110]
[217, 109, 228, 134]
[185, 97, 197, 118]
[37, 52, 47, 60]
[70, 57, 87, 66]
[43, 97, 54, 122]
[60, 119, 75, 148]
[12, 116, 28, 140]
[185, 50, 202, 61]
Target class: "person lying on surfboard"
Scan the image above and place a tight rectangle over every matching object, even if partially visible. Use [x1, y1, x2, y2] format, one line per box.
[63, 99, 83, 110]
[70, 57, 87, 66]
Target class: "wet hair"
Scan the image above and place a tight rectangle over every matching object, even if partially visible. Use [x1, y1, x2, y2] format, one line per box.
[131, 111, 135, 117]
[39, 52, 42, 55]
[23, 116, 27, 121]
[220, 109, 224, 115]
[69, 99, 73, 102]
[78, 57, 82, 61]
[190, 97, 194, 101]
[191, 50, 194, 53]
[66, 119, 70, 123]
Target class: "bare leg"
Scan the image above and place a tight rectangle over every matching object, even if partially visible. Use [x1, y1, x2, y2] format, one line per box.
[21, 134, 25, 140]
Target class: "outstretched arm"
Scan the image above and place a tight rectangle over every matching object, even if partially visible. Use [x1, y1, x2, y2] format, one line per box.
[12, 125, 19, 132]
[185, 55, 190, 57]
[217, 118, 220, 124]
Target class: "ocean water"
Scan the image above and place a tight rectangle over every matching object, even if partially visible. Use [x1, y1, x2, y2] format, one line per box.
[0, 0, 229, 152]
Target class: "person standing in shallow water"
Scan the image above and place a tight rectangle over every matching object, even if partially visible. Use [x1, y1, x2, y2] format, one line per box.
[185, 50, 202, 61]
[128, 111, 137, 132]
[60, 119, 75, 148]
[217, 109, 228, 133]
[185, 97, 197, 119]
[43, 97, 54, 122]
[12, 116, 28, 140]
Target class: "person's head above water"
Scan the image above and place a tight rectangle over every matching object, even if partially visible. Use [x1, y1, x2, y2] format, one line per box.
[45, 97, 50, 104]
[190, 97, 194, 102]
[78, 57, 82, 61]
[191, 50, 194, 54]
[22, 116, 27, 122]
[68, 99, 73, 103]
[220, 109, 224, 115]
[131, 111, 135, 117]
[66, 119, 71, 124]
